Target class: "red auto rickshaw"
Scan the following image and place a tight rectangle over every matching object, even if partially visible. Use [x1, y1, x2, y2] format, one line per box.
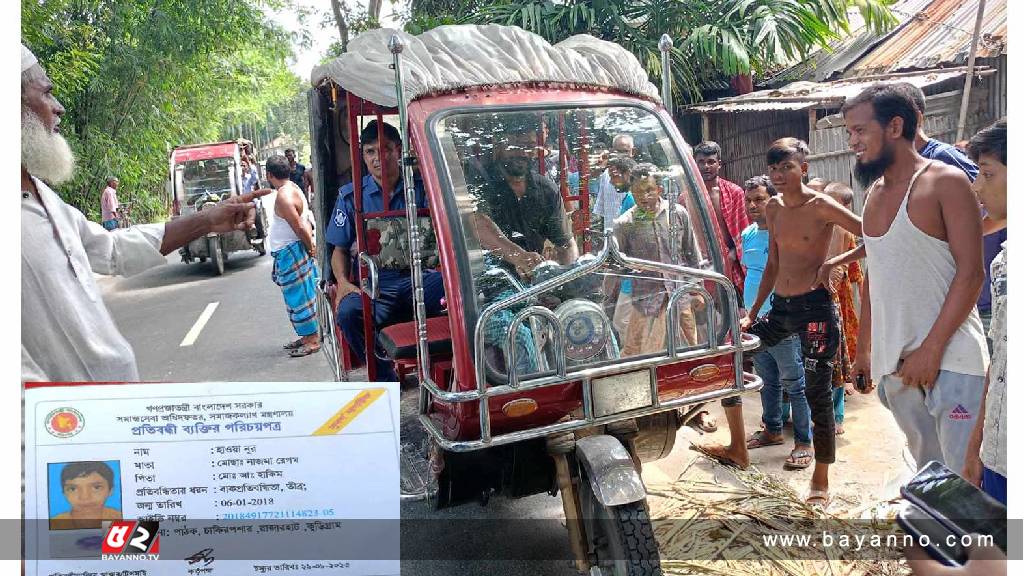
[167, 139, 269, 274]
[307, 25, 762, 575]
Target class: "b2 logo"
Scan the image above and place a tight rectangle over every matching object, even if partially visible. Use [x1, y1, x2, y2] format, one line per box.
[101, 520, 160, 559]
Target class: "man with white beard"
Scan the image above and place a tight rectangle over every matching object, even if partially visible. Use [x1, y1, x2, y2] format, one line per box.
[21, 44, 269, 382]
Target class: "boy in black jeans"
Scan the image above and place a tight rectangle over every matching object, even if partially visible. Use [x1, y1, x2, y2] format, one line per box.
[701, 138, 862, 507]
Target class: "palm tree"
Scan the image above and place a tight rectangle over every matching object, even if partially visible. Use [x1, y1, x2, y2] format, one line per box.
[407, 0, 897, 103]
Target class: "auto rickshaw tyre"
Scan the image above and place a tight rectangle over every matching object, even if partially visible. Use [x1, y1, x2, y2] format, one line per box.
[254, 204, 268, 240]
[631, 411, 681, 464]
[210, 237, 225, 275]
[579, 467, 662, 576]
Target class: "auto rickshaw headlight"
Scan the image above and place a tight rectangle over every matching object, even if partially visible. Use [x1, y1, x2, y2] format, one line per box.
[555, 299, 610, 362]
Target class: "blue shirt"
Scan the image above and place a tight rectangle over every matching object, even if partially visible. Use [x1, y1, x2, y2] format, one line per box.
[325, 174, 428, 251]
[739, 223, 770, 316]
[241, 170, 259, 194]
[919, 138, 1004, 311]
[919, 139, 978, 181]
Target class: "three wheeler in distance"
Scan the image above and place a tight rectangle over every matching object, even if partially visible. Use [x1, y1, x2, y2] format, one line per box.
[167, 139, 269, 274]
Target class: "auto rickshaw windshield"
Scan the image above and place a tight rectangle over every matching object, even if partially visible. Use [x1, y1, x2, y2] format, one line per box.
[181, 158, 234, 204]
[432, 105, 728, 385]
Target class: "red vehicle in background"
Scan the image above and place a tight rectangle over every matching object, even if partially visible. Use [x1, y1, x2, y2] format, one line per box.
[167, 139, 269, 274]
[308, 26, 761, 575]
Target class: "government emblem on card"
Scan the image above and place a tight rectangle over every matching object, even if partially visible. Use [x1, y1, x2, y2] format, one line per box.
[45, 407, 84, 438]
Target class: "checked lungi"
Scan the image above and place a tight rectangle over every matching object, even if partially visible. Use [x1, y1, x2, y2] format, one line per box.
[271, 241, 320, 337]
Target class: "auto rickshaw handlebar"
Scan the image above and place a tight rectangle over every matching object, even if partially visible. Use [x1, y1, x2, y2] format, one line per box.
[357, 252, 381, 300]
[469, 230, 756, 397]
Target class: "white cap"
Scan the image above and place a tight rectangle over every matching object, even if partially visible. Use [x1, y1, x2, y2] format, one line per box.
[22, 44, 38, 73]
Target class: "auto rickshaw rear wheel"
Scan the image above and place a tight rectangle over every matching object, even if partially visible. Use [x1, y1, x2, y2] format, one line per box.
[209, 237, 225, 275]
[578, 464, 662, 576]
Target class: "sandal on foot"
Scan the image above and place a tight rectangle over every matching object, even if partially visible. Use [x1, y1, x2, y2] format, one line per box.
[805, 489, 831, 508]
[746, 429, 785, 450]
[686, 410, 718, 433]
[283, 338, 304, 350]
[689, 444, 749, 470]
[783, 447, 814, 470]
[289, 343, 320, 358]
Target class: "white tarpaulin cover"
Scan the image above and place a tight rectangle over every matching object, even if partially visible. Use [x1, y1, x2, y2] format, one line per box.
[311, 24, 661, 107]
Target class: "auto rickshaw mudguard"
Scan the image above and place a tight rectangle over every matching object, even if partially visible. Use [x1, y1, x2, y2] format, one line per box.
[575, 435, 646, 507]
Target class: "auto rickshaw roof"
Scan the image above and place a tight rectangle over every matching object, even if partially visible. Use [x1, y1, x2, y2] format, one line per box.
[170, 141, 244, 163]
[311, 24, 661, 108]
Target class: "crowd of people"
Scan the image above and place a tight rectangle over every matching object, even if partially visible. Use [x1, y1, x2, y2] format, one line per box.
[679, 84, 1007, 515]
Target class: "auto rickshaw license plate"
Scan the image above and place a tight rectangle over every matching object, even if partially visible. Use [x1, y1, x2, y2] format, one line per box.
[592, 370, 653, 418]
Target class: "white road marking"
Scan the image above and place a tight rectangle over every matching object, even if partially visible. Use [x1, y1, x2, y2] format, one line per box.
[180, 302, 219, 347]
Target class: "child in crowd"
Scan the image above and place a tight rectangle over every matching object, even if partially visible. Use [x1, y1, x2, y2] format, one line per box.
[824, 181, 863, 434]
[962, 119, 1007, 505]
[613, 163, 701, 355]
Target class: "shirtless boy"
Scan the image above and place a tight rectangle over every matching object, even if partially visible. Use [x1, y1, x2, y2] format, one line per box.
[706, 138, 862, 506]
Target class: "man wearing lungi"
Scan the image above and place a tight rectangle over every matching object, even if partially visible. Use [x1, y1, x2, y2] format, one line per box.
[265, 155, 321, 357]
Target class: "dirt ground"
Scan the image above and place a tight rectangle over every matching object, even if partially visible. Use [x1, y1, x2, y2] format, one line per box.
[643, 384, 917, 511]
[636, 387, 919, 575]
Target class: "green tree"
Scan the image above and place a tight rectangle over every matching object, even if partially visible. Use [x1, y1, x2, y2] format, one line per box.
[22, 0, 305, 222]
[406, 0, 897, 103]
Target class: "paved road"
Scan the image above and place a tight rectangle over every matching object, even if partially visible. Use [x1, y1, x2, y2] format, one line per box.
[101, 248, 334, 382]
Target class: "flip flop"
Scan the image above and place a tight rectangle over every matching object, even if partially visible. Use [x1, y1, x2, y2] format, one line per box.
[686, 410, 718, 433]
[783, 447, 814, 470]
[805, 489, 831, 509]
[746, 429, 785, 450]
[289, 343, 320, 358]
[283, 338, 304, 350]
[689, 444, 749, 470]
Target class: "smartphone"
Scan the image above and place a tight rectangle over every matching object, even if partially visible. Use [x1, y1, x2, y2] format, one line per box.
[898, 501, 968, 565]
[900, 461, 1007, 560]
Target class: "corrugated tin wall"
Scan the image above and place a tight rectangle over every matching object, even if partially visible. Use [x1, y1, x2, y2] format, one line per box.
[805, 59, 1006, 214]
[683, 60, 1006, 214]
[699, 110, 811, 185]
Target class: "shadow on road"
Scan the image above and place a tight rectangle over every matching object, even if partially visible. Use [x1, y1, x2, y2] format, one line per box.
[112, 252, 268, 292]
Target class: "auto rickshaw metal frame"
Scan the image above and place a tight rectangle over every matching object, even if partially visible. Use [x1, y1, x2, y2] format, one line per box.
[309, 29, 763, 576]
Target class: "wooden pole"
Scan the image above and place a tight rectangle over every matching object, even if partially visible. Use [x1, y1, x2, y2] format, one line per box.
[956, 0, 988, 141]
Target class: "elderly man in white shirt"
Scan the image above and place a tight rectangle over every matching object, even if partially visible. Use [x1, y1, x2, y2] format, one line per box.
[591, 134, 635, 230]
[21, 44, 269, 382]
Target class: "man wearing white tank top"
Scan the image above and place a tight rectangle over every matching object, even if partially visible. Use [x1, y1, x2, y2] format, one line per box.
[839, 84, 988, 475]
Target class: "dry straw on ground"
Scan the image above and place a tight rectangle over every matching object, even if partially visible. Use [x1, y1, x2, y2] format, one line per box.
[647, 454, 912, 576]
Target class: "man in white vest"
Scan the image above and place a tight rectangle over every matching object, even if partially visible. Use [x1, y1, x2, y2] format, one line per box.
[841, 84, 988, 474]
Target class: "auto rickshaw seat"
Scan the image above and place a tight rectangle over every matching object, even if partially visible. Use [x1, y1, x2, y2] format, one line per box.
[379, 316, 452, 360]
